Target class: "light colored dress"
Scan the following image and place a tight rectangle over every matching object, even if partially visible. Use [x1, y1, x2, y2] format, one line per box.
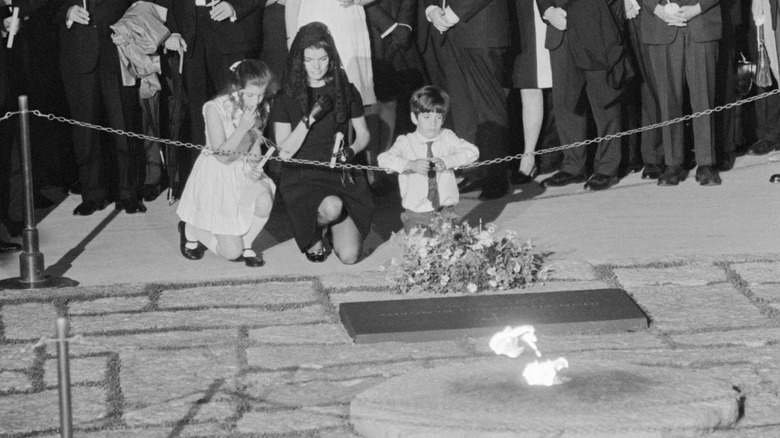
[177, 95, 276, 236]
[296, 0, 377, 105]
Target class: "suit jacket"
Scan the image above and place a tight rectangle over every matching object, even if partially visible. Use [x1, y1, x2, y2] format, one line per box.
[167, 0, 264, 57]
[366, 0, 417, 59]
[418, 0, 509, 49]
[58, 0, 133, 75]
[536, 0, 625, 50]
[640, 0, 722, 44]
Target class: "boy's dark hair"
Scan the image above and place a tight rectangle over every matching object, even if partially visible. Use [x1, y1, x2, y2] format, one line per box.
[410, 85, 450, 117]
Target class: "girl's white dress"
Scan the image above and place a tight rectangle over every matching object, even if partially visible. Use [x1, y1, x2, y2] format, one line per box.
[177, 95, 276, 236]
[296, 0, 376, 105]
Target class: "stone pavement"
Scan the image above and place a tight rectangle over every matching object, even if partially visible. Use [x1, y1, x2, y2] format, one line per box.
[1, 155, 780, 437]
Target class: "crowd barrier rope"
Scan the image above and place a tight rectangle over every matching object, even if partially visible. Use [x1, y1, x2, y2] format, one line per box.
[2, 87, 779, 172]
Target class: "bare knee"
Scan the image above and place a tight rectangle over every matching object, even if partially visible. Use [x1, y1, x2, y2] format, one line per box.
[254, 193, 273, 218]
[334, 246, 361, 265]
[215, 236, 243, 260]
[318, 196, 343, 223]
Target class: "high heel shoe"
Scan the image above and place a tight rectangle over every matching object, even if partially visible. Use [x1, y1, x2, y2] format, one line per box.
[178, 221, 205, 260]
[511, 164, 538, 185]
[232, 248, 264, 267]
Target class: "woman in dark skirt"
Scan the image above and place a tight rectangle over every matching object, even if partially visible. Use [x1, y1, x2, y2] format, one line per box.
[271, 21, 374, 265]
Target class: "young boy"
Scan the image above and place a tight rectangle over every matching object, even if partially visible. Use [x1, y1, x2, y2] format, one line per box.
[378, 85, 479, 234]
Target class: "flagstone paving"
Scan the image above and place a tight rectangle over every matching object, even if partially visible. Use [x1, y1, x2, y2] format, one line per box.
[1, 258, 780, 437]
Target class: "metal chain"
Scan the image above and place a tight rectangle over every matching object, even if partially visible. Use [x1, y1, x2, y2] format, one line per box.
[8, 88, 779, 172]
[0, 110, 21, 122]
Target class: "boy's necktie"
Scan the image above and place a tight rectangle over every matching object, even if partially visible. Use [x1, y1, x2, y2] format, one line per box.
[426, 141, 440, 209]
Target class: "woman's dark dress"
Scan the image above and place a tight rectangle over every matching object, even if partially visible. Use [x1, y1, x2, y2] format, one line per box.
[271, 82, 375, 252]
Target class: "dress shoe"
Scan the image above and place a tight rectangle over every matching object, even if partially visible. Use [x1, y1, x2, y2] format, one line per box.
[178, 221, 205, 260]
[232, 249, 265, 267]
[624, 163, 644, 174]
[0, 239, 22, 253]
[141, 184, 163, 202]
[305, 248, 328, 262]
[641, 164, 663, 180]
[478, 179, 509, 200]
[770, 174, 780, 183]
[747, 139, 780, 156]
[457, 177, 484, 193]
[657, 165, 687, 186]
[541, 171, 587, 187]
[73, 199, 108, 216]
[584, 173, 618, 191]
[694, 165, 722, 186]
[511, 165, 538, 185]
[116, 198, 147, 214]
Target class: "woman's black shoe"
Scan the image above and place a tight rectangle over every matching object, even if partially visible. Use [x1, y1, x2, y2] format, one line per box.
[141, 184, 163, 202]
[232, 249, 265, 267]
[511, 165, 538, 185]
[178, 221, 205, 260]
[305, 248, 328, 262]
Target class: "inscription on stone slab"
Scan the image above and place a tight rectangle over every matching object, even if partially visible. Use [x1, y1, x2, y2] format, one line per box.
[339, 289, 648, 343]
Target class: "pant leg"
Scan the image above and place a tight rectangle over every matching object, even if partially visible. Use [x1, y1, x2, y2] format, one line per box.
[98, 68, 139, 200]
[648, 38, 686, 167]
[684, 38, 718, 166]
[584, 70, 623, 176]
[549, 34, 588, 176]
[628, 18, 663, 165]
[62, 69, 106, 202]
[140, 93, 163, 186]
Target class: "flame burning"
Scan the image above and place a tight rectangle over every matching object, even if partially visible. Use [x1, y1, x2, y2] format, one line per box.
[489, 325, 568, 386]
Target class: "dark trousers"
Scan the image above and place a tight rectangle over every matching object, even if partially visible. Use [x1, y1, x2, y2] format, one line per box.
[626, 17, 663, 166]
[648, 31, 718, 167]
[549, 33, 622, 177]
[62, 67, 139, 203]
[755, 87, 780, 143]
[429, 37, 509, 184]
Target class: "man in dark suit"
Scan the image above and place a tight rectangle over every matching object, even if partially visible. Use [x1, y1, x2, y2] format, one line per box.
[164, 0, 264, 196]
[60, 0, 145, 215]
[538, 0, 631, 191]
[419, 0, 511, 200]
[641, 0, 723, 186]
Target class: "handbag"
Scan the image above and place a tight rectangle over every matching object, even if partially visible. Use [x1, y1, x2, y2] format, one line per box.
[755, 24, 773, 88]
[736, 52, 755, 95]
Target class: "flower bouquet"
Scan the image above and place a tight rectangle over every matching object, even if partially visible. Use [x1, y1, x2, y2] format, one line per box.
[385, 216, 548, 294]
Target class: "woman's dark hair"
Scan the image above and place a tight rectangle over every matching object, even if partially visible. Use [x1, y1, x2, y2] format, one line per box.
[225, 59, 279, 129]
[283, 22, 351, 124]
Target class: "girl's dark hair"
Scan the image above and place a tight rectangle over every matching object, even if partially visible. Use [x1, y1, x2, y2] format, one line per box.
[225, 59, 279, 129]
[282, 22, 351, 124]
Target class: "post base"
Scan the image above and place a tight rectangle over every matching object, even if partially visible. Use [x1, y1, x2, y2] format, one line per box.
[0, 276, 79, 290]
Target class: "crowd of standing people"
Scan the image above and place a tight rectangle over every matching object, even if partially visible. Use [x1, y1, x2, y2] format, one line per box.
[1, 0, 779, 261]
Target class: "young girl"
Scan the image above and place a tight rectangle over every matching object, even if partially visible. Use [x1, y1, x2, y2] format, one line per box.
[176, 60, 277, 267]
[271, 22, 374, 264]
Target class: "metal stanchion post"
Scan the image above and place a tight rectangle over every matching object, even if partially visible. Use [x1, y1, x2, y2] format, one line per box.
[56, 317, 73, 438]
[0, 96, 77, 289]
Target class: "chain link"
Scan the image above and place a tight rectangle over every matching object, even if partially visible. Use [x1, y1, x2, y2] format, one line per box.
[4, 88, 777, 172]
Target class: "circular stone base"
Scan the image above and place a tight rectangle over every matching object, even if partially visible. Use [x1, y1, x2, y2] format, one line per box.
[350, 358, 740, 438]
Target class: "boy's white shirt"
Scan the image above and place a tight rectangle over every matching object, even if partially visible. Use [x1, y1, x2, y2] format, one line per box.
[378, 129, 479, 213]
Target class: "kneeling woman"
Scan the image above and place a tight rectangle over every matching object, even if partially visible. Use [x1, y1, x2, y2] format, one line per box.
[176, 60, 277, 267]
[271, 22, 374, 264]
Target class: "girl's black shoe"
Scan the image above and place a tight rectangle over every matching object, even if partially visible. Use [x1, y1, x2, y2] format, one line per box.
[305, 248, 328, 263]
[178, 221, 205, 260]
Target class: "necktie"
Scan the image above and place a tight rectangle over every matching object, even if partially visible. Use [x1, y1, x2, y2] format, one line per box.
[426, 141, 440, 209]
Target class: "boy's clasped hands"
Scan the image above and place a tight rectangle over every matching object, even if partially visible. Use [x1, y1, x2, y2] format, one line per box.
[405, 157, 445, 174]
